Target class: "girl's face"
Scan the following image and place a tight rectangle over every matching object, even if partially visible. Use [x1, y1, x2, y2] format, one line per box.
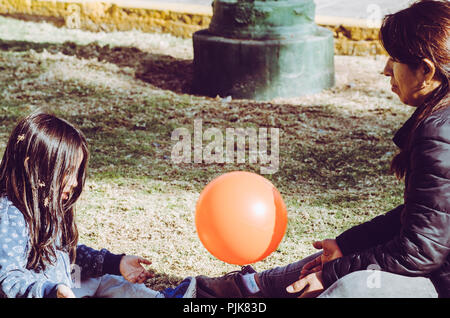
[62, 151, 84, 201]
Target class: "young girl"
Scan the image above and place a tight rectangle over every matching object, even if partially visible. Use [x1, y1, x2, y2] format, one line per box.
[0, 112, 195, 298]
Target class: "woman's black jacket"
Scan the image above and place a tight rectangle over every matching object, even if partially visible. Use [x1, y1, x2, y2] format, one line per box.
[322, 97, 450, 297]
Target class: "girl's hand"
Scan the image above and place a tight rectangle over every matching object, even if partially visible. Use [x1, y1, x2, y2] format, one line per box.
[56, 284, 76, 298]
[119, 255, 154, 284]
[300, 239, 343, 278]
[286, 271, 325, 298]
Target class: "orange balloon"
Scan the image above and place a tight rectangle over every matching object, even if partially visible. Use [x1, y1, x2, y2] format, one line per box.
[195, 171, 288, 265]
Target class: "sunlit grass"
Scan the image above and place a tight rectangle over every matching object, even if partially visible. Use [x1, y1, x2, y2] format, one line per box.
[0, 16, 411, 289]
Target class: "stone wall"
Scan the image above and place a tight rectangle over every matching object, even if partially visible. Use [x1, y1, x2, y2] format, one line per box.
[0, 0, 387, 56]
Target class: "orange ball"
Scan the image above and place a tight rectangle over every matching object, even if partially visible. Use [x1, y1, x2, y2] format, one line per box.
[195, 171, 287, 265]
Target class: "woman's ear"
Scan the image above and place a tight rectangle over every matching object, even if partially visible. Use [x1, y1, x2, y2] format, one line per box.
[419, 58, 443, 93]
[421, 58, 437, 83]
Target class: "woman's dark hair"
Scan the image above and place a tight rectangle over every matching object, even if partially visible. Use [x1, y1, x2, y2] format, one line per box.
[0, 112, 89, 271]
[379, 0, 450, 179]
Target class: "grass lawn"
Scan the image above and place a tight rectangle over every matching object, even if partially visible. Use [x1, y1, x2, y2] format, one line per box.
[0, 16, 412, 290]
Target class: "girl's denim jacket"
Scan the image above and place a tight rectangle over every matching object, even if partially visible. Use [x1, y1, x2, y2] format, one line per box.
[0, 196, 123, 297]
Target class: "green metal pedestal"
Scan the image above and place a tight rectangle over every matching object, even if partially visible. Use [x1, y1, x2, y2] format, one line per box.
[192, 0, 335, 100]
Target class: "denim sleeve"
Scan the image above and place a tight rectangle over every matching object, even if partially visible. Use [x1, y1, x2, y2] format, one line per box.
[75, 244, 124, 279]
[0, 201, 57, 298]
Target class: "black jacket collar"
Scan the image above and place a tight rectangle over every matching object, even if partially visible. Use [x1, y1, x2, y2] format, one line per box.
[392, 107, 421, 149]
[393, 93, 450, 149]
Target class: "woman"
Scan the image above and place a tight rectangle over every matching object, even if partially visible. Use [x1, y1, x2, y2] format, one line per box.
[195, 0, 450, 298]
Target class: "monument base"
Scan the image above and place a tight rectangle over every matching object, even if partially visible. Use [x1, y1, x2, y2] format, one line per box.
[192, 27, 335, 101]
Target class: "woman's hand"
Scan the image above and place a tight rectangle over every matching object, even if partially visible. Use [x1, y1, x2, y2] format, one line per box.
[284, 239, 342, 298]
[120, 255, 154, 284]
[56, 284, 75, 298]
[300, 239, 343, 278]
[286, 271, 325, 298]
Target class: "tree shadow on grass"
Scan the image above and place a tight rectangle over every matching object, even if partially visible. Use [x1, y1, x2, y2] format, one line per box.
[0, 39, 402, 197]
[0, 39, 194, 95]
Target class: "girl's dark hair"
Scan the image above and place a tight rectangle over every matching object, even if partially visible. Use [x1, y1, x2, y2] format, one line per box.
[379, 0, 450, 179]
[0, 112, 89, 271]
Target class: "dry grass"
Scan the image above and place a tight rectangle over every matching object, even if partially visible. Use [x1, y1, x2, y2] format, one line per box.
[0, 16, 412, 290]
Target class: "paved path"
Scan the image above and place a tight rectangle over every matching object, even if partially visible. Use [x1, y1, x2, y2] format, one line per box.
[140, 0, 415, 19]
